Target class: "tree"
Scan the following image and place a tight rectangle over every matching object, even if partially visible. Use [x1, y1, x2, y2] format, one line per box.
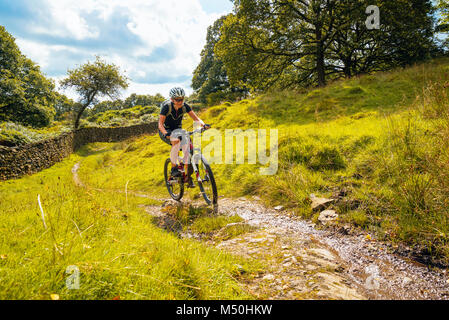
[216, 0, 437, 91]
[0, 26, 57, 127]
[328, 0, 437, 77]
[216, 0, 354, 89]
[60, 56, 129, 129]
[437, 0, 449, 30]
[192, 15, 248, 104]
[123, 93, 165, 109]
[89, 99, 124, 116]
[436, 0, 449, 48]
[54, 92, 76, 121]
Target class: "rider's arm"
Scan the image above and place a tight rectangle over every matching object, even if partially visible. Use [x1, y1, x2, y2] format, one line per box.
[187, 111, 205, 126]
[158, 115, 169, 136]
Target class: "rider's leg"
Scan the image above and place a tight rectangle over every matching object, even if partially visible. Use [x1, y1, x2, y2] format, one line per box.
[181, 142, 189, 171]
[170, 139, 181, 168]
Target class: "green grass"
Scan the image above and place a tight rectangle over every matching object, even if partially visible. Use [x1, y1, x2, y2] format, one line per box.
[0, 148, 260, 300]
[3, 57, 449, 300]
[75, 58, 449, 264]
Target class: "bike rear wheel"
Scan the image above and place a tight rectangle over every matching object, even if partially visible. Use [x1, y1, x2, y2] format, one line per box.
[196, 156, 218, 207]
[164, 158, 184, 201]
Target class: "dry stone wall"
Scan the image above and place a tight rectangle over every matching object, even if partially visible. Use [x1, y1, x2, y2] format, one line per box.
[0, 122, 158, 180]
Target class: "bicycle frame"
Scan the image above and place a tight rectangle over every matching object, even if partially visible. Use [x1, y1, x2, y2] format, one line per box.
[165, 126, 217, 207]
[188, 128, 205, 183]
[172, 127, 207, 183]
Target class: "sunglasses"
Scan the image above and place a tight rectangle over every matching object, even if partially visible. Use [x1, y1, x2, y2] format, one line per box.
[174, 98, 184, 102]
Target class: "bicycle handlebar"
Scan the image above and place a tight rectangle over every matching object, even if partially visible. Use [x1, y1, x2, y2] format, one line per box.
[188, 124, 211, 136]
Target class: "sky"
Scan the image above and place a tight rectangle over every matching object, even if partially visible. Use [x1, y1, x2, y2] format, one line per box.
[0, 0, 234, 100]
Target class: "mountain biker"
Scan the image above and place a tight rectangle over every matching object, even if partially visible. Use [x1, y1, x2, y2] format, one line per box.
[158, 87, 209, 188]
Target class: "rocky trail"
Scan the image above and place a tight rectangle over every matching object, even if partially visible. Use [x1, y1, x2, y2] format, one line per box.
[72, 162, 449, 300]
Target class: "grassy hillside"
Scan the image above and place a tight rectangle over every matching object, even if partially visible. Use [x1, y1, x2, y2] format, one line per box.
[0, 145, 259, 299]
[2, 58, 449, 300]
[78, 58, 449, 264]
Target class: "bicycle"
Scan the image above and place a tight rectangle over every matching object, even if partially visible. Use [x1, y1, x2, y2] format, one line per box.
[163, 126, 218, 210]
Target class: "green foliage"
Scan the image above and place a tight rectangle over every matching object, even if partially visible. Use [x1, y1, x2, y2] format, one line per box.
[88, 99, 124, 116]
[216, 0, 438, 91]
[6, 57, 449, 271]
[0, 122, 33, 146]
[54, 92, 76, 121]
[87, 93, 165, 118]
[0, 122, 72, 146]
[87, 105, 158, 126]
[123, 93, 165, 110]
[60, 56, 129, 129]
[0, 26, 57, 127]
[192, 15, 248, 105]
[437, 0, 449, 29]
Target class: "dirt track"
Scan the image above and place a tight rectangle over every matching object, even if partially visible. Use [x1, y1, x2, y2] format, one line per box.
[72, 162, 449, 300]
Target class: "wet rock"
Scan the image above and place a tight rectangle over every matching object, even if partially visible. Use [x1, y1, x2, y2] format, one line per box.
[310, 194, 335, 212]
[318, 210, 338, 224]
[338, 225, 352, 235]
[161, 199, 180, 207]
[332, 188, 349, 199]
[263, 274, 275, 281]
[402, 277, 413, 286]
[248, 237, 265, 244]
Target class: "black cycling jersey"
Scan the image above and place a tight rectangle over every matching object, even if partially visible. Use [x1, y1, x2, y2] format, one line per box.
[160, 100, 192, 130]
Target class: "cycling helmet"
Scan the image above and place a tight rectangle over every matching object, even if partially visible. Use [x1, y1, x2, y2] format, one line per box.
[169, 87, 186, 99]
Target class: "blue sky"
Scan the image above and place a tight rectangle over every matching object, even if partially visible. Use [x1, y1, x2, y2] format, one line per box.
[0, 0, 234, 99]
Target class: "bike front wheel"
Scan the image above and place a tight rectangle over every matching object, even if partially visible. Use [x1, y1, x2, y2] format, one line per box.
[164, 158, 184, 201]
[196, 156, 218, 207]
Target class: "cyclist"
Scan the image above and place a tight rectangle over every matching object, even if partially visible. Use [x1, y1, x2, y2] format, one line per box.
[158, 87, 208, 188]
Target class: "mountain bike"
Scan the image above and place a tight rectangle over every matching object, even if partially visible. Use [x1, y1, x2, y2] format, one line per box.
[163, 126, 218, 209]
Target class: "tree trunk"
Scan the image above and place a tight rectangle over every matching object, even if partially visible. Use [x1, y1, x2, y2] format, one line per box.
[315, 27, 326, 87]
[314, 3, 326, 88]
[74, 105, 87, 129]
[344, 58, 352, 78]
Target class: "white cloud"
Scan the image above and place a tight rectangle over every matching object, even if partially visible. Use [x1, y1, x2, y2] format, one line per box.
[15, 38, 51, 68]
[38, 0, 100, 40]
[12, 0, 232, 98]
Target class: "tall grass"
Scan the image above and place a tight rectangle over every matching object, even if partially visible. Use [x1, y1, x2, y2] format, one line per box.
[0, 150, 259, 299]
[7, 58, 449, 271]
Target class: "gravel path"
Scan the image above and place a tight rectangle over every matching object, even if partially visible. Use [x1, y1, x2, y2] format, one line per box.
[72, 162, 449, 300]
[218, 197, 449, 300]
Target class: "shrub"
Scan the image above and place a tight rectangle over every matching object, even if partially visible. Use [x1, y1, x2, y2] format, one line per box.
[207, 106, 227, 117]
[0, 122, 33, 146]
[139, 114, 157, 123]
